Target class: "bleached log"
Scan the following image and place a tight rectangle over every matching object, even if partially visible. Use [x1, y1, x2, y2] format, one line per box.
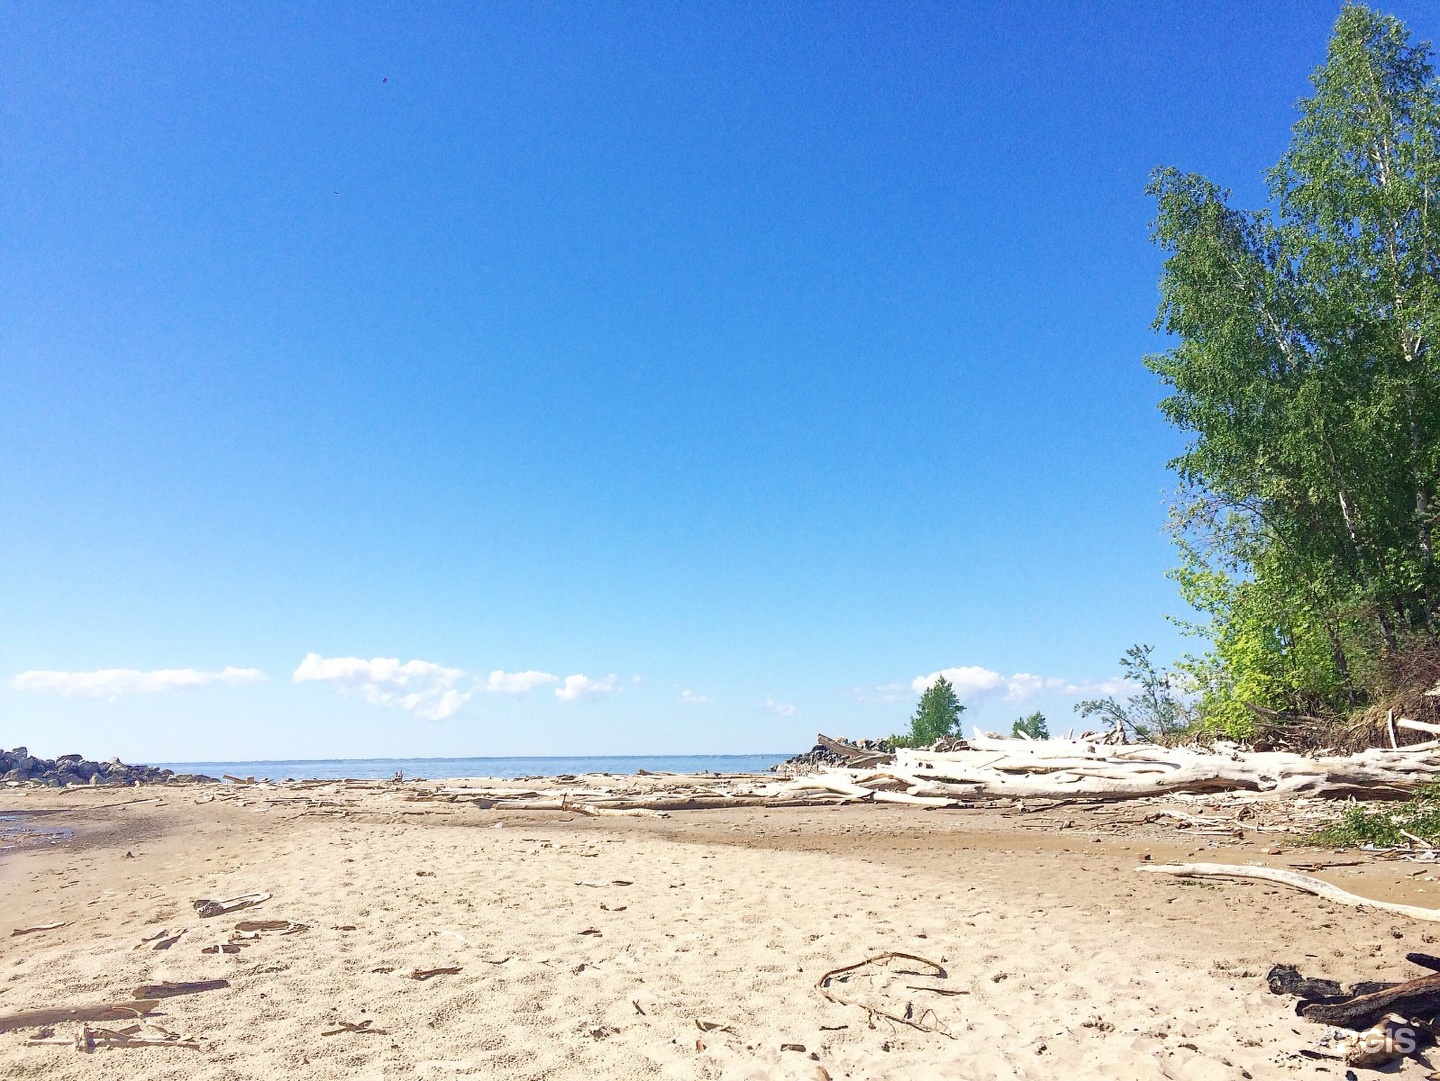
[1399, 718, 1440, 736]
[1138, 863, 1440, 922]
[870, 791, 958, 807]
[778, 776, 874, 799]
[884, 741, 1440, 800]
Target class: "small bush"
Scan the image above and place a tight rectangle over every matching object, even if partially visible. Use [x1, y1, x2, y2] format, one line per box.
[1308, 784, 1440, 847]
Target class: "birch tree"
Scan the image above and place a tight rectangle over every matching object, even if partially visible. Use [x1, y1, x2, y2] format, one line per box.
[1150, 4, 1440, 731]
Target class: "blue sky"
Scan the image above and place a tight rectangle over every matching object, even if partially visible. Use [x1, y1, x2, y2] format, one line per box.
[4, 2, 1435, 762]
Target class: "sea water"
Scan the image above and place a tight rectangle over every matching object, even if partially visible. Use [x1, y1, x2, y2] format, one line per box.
[149, 754, 793, 782]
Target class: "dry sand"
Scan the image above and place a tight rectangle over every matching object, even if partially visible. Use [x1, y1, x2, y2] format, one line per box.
[2, 782, 1439, 1079]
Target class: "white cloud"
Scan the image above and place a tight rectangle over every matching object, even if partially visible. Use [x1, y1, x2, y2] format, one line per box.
[912, 665, 1006, 701]
[11, 666, 266, 698]
[293, 653, 472, 721]
[762, 696, 797, 718]
[844, 682, 911, 704]
[679, 689, 713, 704]
[486, 670, 559, 695]
[911, 666, 1135, 706]
[1065, 676, 1137, 699]
[554, 673, 619, 702]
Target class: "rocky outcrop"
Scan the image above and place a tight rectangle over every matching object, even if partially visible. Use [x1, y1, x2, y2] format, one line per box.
[773, 734, 896, 772]
[0, 747, 216, 786]
[773, 732, 974, 774]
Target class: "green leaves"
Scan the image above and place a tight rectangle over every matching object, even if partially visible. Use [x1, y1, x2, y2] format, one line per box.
[1075, 645, 1190, 742]
[1151, 4, 1440, 727]
[891, 676, 964, 749]
[1010, 711, 1049, 740]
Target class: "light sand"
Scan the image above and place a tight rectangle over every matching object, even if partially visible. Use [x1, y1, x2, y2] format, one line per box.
[2, 783, 1438, 1079]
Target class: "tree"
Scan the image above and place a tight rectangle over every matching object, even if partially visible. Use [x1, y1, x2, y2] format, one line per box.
[1075, 645, 1190, 742]
[891, 676, 965, 748]
[1148, 4, 1440, 733]
[1011, 711, 1049, 740]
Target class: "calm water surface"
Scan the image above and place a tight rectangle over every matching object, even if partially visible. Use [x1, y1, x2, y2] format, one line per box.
[150, 754, 794, 781]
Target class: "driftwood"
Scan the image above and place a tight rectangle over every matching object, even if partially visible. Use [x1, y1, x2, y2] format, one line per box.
[234, 919, 306, 935]
[815, 734, 892, 769]
[148, 930, 184, 951]
[1267, 964, 1344, 1000]
[132, 980, 229, 999]
[1303, 972, 1440, 1028]
[0, 1001, 158, 1034]
[76, 1023, 200, 1051]
[1138, 863, 1440, 922]
[351, 733, 1440, 816]
[1345, 1013, 1428, 1067]
[1409, 952, 1440, 973]
[11, 922, 65, 936]
[773, 735, 1440, 805]
[193, 892, 270, 918]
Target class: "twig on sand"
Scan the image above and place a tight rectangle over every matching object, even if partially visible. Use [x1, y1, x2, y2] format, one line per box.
[322, 1020, 389, 1036]
[410, 967, 461, 981]
[816, 952, 957, 1037]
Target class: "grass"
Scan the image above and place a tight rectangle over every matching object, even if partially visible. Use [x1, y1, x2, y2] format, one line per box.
[1307, 783, 1440, 847]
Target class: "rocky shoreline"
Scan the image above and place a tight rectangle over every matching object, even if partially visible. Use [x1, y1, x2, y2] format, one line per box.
[1, 747, 216, 787]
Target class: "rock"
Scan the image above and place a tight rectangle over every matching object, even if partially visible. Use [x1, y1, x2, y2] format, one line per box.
[772, 735, 897, 773]
[0, 750, 215, 786]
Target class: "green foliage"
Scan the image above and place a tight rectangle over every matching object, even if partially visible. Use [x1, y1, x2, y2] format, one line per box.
[1075, 645, 1191, 742]
[1149, 4, 1440, 727]
[1308, 783, 1440, 846]
[1010, 711, 1049, 740]
[891, 676, 965, 749]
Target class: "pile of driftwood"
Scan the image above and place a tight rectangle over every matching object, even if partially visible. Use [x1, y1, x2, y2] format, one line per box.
[182, 726, 1440, 815]
[1270, 955, 1440, 1068]
[776, 729, 1440, 805]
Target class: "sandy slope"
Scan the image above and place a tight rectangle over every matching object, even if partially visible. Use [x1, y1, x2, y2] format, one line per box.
[2, 785, 1439, 1079]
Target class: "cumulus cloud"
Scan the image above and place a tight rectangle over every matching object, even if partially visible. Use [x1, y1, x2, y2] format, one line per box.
[293, 653, 472, 721]
[844, 682, 911, 704]
[486, 670, 559, 695]
[1066, 676, 1137, 698]
[679, 689, 713, 704]
[554, 673, 619, 702]
[11, 666, 266, 698]
[911, 666, 1138, 706]
[762, 696, 797, 718]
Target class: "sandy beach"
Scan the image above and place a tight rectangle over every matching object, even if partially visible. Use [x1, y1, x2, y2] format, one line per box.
[4, 780, 1440, 1078]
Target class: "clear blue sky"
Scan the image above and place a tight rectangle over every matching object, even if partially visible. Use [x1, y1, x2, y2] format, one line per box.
[5, 2, 1434, 762]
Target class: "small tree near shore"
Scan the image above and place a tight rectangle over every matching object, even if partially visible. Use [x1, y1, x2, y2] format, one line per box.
[1011, 711, 1049, 740]
[891, 676, 965, 748]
